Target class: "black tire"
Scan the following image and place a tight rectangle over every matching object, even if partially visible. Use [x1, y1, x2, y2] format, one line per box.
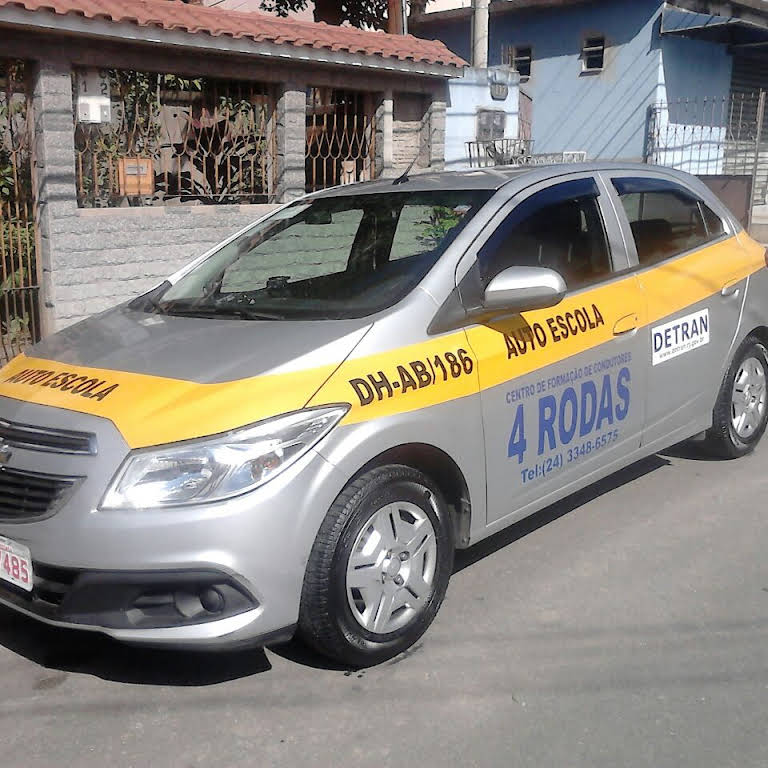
[299, 464, 454, 667]
[705, 335, 768, 458]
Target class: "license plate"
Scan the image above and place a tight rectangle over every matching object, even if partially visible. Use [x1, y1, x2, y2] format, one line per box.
[0, 535, 33, 592]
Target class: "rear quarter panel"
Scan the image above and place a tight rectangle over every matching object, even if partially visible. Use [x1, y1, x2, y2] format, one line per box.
[734, 231, 768, 352]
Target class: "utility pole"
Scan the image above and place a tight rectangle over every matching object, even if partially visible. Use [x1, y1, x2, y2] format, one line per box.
[472, 0, 489, 68]
[388, 0, 404, 34]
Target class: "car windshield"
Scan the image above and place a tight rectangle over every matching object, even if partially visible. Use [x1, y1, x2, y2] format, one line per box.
[133, 190, 491, 320]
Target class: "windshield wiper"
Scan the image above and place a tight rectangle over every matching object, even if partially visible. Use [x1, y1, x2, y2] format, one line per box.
[162, 304, 285, 321]
[131, 281, 171, 314]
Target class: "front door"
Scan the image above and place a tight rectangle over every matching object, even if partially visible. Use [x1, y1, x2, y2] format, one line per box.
[461, 175, 648, 526]
[604, 173, 746, 448]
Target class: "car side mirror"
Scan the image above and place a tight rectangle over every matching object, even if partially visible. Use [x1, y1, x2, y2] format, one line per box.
[477, 266, 567, 319]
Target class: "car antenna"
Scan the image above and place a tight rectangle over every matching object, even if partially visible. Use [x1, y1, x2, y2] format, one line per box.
[393, 154, 419, 185]
[393, 126, 438, 185]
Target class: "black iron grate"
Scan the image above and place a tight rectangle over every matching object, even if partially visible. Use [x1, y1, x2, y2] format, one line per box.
[0, 418, 95, 455]
[0, 467, 76, 521]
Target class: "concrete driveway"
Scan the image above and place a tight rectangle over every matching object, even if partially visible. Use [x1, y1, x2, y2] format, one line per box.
[0, 439, 766, 767]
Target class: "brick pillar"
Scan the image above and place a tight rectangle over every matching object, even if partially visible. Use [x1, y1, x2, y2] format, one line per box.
[29, 56, 78, 337]
[274, 81, 306, 202]
[429, 94, 447, 171]
[376, 89, 395, 178]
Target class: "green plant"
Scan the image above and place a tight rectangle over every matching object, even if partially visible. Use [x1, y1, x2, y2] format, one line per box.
[1, 217, 34, 260]
[419, 205, 462, 248]
[0, 217, 35, 355]
[0, 161, 13, 199]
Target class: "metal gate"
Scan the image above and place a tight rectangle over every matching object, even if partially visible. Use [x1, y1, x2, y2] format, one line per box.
[305, 87, 376, 192]
[645, 91, 767, 228]
[519, 89, 532, 143]
[0, 60, 39, 364]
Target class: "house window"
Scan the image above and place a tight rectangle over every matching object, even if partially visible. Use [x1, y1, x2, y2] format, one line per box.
[477, 109, 506, 142]
[502, 45, 532, 79]
[72, 68, 275, 207]
[582, 36, 605, 72]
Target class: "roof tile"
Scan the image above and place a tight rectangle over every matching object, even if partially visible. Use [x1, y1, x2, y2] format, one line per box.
[0, 0, 466, 68]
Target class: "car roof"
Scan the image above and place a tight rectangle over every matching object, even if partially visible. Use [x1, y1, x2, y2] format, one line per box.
[313, 161, 701, 196]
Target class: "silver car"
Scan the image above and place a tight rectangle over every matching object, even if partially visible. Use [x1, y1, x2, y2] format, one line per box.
[0, 162, 766, 666]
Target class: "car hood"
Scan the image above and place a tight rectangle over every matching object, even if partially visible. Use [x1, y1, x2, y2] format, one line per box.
[0, 307, 372, 448]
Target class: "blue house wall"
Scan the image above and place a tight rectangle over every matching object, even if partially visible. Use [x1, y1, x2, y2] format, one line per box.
[487, 0, 663, 160]
[653, 32, 733, 172]
[418, 18, 472, 65]
[418, 0, 734, 163]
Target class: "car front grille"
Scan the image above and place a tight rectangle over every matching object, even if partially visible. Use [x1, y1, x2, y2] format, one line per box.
[0, 418, 96, 455]
[0, 467, 78, 521]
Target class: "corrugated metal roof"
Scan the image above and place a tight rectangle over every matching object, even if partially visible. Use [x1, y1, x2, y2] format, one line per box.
[0, 0, 467, 68]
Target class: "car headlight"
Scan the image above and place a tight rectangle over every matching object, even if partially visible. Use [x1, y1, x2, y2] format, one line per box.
[100, 405, 348, 510]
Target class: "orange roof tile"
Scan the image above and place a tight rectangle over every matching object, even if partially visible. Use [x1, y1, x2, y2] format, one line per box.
[0, 0, 467, 68]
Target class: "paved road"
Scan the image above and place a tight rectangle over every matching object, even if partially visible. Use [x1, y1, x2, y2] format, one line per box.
[0, 439, 766, 768]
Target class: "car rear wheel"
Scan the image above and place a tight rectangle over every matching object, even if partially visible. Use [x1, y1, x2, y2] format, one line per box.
[299, 464, 454, 667]
[705, 335, 768, 458]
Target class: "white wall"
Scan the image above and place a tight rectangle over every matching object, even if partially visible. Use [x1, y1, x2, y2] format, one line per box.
[445, 67, 519, 171]
[424, 0, 472, 10]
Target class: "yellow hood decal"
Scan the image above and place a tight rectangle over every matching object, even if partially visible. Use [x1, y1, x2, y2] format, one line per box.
[0, 356, 337, 448]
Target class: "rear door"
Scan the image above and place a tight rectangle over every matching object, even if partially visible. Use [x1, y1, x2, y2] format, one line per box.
[602, 173, 744, 447]
[459, 173, 647, 527]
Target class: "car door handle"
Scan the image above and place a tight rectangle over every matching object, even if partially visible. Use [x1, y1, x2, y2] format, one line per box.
[613, 313, 639, 336]
[721, 280, 741, 298]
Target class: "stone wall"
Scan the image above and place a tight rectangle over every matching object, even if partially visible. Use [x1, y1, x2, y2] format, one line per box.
[393, 93, 430, 172]
[50, 204, 277, 328]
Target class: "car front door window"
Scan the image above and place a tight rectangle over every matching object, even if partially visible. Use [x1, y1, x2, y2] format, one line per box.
[478, 177, 613, 290]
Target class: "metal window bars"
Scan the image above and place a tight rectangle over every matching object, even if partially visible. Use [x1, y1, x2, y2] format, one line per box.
[305, 88, 377, 193]
[501, 45, 532, 78]
[465, 140, 589, 169]
[582, 37, 605, 72]
[466, 138, 534, 167]
[0, 60, 39, 364]
[73, 70, 276, 207]
[645, 92, 768, 203]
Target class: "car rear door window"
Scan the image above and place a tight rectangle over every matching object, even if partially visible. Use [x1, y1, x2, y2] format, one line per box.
[478, 177, 612, 290]
[612, 177, 725, 266]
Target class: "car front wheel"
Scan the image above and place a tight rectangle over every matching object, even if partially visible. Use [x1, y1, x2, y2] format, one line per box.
[299, 464, 454, 667]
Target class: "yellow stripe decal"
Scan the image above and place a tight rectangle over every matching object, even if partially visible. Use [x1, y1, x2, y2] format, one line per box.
[0, 235, 763, 446]
[317, 235, 766, 424]
[0, 356, 337, 448]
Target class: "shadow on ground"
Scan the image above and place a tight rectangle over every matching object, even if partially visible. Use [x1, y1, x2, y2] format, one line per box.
[0, 606, 272, 685]
[0, 453, 672, 683]
[454, 453, 670, 573]
[659, 438, 722, 461]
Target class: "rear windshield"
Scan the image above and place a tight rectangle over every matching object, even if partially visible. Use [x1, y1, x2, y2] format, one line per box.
[135, 190, 490, 321]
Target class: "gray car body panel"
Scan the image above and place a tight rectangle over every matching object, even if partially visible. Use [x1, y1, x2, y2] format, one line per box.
[0, 162, 766, 648]
[32, 306, 373, 385]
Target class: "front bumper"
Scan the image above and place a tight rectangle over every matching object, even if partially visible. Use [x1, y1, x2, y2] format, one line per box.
[0, 565, 296, 649]
[0, 561, 304, 649]
[0, 399, 350, 649]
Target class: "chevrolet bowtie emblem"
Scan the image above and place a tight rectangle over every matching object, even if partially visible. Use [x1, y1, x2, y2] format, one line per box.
[0, 443, 12, 464]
